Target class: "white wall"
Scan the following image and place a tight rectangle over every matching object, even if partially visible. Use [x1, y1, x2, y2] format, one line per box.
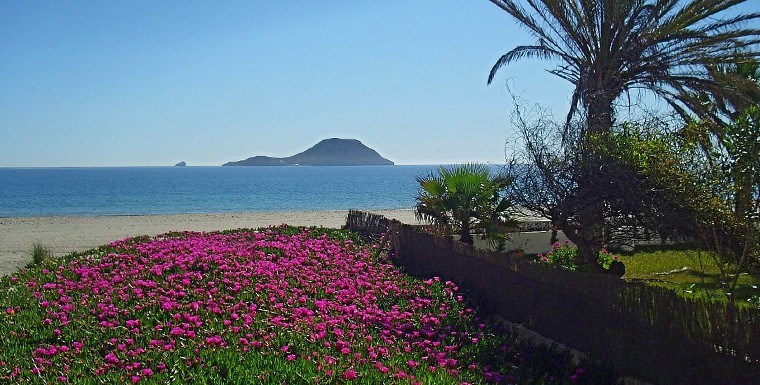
[472, 230, 572, 255]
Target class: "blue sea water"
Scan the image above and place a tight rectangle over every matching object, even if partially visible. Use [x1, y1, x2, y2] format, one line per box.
[0, 166, 443, 217]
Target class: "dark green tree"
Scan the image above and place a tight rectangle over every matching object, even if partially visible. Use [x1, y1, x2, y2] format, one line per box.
[488, 0, 760, 269]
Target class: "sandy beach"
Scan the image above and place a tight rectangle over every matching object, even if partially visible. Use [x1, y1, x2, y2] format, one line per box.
[0, 209, 421, 277]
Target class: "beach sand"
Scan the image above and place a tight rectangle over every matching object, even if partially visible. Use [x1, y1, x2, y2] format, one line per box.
[0, 209, 421, 277]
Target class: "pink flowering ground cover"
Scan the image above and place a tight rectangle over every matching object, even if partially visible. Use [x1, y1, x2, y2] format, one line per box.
[0, 226, 611, 384]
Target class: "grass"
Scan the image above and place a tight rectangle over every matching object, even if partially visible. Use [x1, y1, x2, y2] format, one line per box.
[528, 242, 760, 307]
[0, 226, 614, 384]
[617, 247, 760, 306]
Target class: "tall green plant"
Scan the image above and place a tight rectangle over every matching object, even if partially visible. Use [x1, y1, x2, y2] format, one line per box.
[415, 163, 514, 247]
[27, 243, 52, 268]
[677, 60, 760, 299]
[695, 106, 760, 299]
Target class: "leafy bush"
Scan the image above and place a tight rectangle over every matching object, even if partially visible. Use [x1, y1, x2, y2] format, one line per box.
[538, 241, 619, 271]
[538, 241, 578, 270]
[598, 249, 619, 269]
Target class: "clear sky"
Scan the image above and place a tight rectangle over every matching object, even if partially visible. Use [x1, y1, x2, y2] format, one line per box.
[1, 1, 756, 167]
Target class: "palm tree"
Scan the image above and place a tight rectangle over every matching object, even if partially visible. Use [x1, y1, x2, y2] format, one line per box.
[415, 163, 513, 246]
[487, 0, 760, 267]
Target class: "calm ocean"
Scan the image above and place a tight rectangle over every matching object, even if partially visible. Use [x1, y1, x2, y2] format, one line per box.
[0, 166, 442, 217]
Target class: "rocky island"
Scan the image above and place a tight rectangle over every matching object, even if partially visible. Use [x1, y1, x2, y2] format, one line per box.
[223, 138, 394, 166]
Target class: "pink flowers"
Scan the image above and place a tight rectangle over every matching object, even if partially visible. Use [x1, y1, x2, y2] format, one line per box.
[0, 226, 520, 383]
[204, 335, 224, 346]
[342, 369, 358, 380]
[104, 353, 119, 364]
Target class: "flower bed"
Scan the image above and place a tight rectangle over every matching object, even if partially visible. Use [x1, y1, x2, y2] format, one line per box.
[0, 226, 609, 383]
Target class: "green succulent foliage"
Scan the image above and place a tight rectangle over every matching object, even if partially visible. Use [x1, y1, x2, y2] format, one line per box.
[415, 163, 514, 247]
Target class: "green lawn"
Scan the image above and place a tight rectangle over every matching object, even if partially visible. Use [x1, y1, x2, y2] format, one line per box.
[617, 247, 760, 306]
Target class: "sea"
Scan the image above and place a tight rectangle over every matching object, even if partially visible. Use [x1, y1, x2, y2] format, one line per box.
[0, 166, 448, 217]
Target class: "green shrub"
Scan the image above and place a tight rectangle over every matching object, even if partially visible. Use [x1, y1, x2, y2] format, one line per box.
[538, 241, 618, 271]
[598, 249, 618, 269]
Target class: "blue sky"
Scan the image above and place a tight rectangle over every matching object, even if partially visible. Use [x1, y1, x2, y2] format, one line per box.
[0, 1, 756, 167]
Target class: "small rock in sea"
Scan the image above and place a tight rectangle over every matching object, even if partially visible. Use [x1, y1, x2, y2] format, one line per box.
[175, 161, 187, 167]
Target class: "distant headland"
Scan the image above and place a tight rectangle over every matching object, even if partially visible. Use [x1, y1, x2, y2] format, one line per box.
[223, 138, 394, 166]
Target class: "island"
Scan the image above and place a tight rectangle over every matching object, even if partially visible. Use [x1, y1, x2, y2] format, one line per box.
[223, 138, 394, 166]
[175, 161, 187, 167]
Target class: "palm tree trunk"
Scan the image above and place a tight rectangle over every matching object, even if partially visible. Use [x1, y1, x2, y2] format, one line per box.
[575, 202, 606, 272]
[573, 91, 615, 270]
[584, 90, 615, 139]
[459, 219, 474, 245]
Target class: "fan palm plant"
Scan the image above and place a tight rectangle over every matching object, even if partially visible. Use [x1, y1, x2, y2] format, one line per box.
[487, 0, 760, 267]
[415, 163, 514, 246]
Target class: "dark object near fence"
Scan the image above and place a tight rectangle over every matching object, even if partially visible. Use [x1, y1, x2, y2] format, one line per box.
[608, 260, 625, 278]
[346, 211, 760, 385]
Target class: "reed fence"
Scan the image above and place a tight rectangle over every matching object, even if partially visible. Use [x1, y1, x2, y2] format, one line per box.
[346, 210, 760, 385]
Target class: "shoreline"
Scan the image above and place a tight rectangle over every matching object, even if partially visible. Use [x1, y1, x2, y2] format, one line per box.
[0, 207, 417, 219]
[0, 209, 421, 277]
